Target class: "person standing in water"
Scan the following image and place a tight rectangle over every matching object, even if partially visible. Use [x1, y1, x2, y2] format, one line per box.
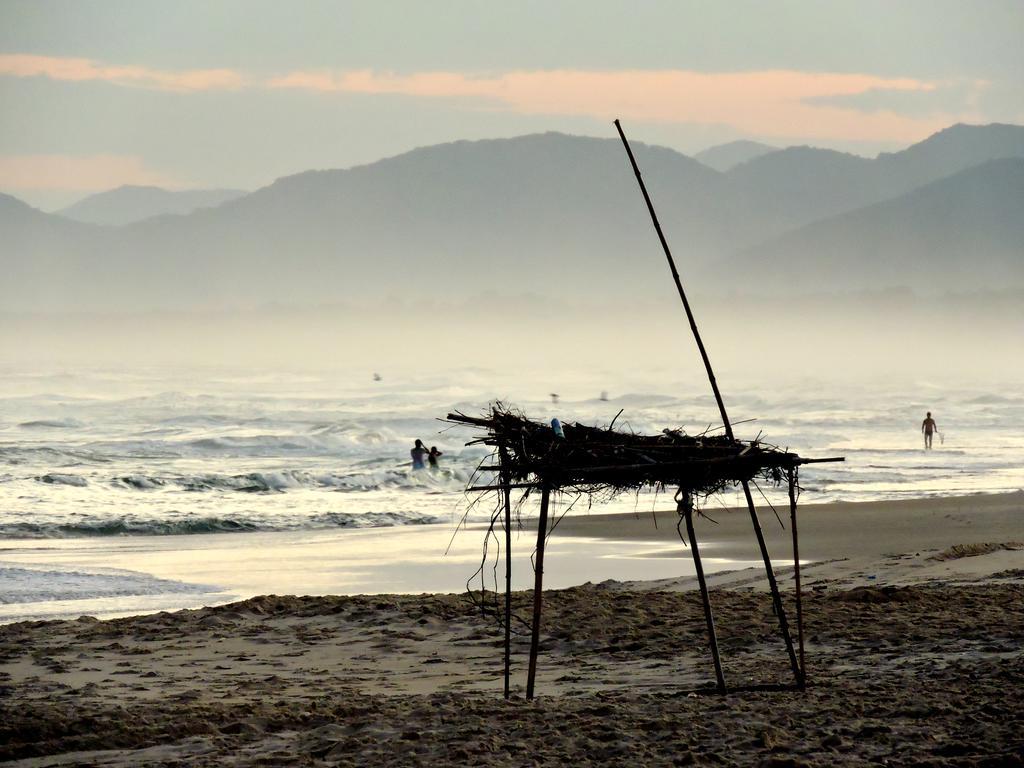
[428, 446, 443, 470]
[921, 411, 938, 450]
[411, 439, 429, 470]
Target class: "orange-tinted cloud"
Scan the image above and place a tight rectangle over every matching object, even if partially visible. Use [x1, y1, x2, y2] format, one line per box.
[0, 54, 979, 143]
[269, 68, 966, 143]
[0, 54, 243, 92]
[0, 154, 187, 191]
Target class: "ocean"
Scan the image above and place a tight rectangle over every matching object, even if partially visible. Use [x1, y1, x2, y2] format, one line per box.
[2, 365, 1021, 622]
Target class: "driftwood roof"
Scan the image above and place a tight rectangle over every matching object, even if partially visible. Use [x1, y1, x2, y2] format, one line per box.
[447, 406, 833, 497]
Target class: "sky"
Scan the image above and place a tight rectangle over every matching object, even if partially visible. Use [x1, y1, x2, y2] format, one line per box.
[1, 0, 1022, 210]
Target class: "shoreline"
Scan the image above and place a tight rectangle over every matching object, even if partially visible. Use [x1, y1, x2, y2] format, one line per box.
[0, 490, 1021, 624]
[1, 490, 1023, 765]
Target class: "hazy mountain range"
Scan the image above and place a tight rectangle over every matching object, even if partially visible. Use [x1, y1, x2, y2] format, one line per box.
[693, 140, 777, 172]
[57, 186, 247, 227]
[734, 158, 1024, 292]
[2, 123, 1022, 312]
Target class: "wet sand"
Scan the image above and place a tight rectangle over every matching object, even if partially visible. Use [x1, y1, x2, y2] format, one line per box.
[553, 491, 1024, 590]
[2, 492, 1023, 766]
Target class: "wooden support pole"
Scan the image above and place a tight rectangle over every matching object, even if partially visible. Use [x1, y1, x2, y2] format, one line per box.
[526, 485, 551, 700]
[618, 118, 805, 689]
[614, 119, 735, 441]
[742, 480, 802, 686]
[501, 459, 513, 699]
[681, 490, 726, 692]
[788, 468, 806, 688]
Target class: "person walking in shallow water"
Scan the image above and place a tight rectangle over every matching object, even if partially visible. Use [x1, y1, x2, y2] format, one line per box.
[922, 412, 938, 450]
[411, 439, 429, 470]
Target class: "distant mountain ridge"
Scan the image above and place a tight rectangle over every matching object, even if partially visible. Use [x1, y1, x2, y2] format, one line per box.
[3, 123, 1023, 311]
[730, 158, 1024, 292]
[876, 123, 1024, 190]
[694, 139, 777, 171]
[58, 185, 247, 226]
[718, 123, 1024, 243]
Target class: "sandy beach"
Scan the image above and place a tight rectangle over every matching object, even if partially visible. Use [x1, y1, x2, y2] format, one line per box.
[2, 491, 1022, 766]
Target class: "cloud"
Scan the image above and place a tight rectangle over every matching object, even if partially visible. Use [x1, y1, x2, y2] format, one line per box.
[0, 54, 989, 143]
[0, 154, 187, 191]
[0, 54, 244, 92]
[805, 80, 990, 119]
[267, 68, 973, 143]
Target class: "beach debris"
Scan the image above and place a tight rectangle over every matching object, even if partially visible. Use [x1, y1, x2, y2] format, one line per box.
[446, 406, 841, 699]
[450, 407, 815, 499]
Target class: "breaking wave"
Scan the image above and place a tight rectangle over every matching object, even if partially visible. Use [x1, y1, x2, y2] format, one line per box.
[110, 468, 467, 493]
[0, 564, 216, 605]
[0, 511, 444, 539]
[35, 473, 89, 487]
[18, 419, 83, 429]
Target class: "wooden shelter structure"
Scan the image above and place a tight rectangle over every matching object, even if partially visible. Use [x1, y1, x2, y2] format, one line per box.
[445, 121, 843, 699]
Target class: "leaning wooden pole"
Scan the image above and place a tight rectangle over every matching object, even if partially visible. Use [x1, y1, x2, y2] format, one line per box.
[788, 467, 806, 687]
[500, 454, 513, 699]
[615, 118, 801, 688]
[681, 490, 726, 692]
[525, 484, 551, 700]
[742, 480, 801, 684]
[613, 119, 734, 440]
